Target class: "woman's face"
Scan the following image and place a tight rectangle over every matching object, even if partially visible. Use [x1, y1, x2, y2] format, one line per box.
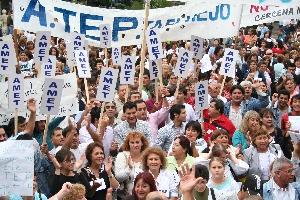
[19, 53, 28, 62]
[248, 117, 260, 132]
[129, 137, 143, 153]
[210, 161, 225, 179]
[249, 62, 257, 72]
[61, 156, 75, 171]
[285, 80, 296, 93]
[262, 114, 273, 127]
[214, 134, 229, 146]
[172, 138, 185, 157]
[51, 48, 57, 56]
[135, 178, 151, 200]
[243, 84, 253, 97]
[147, 153, 162, 172]
[185, 127, 199, 142]
[91, 146, 105, 166]
[194, 178, 207, 193]
[259, 82, 267, 93]
[254, 135, 269, 152]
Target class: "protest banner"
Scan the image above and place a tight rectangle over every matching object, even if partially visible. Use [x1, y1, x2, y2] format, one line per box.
[183, 0, 299, 6]
[146, 28, 164, 61]
[120, 56, 135, 85]
[41, 55, 56, 77]
[96, 67, 119, 102]
[14, 0, 241, 46]
[0, 41, 15, 75]
[112, 47, 122, 66]
[99, 24, 112, 48]
[71, 32, 86, 50]
[0, 140, 34, 196]
[191, 35, 204, 60]
[195, 81, 209, 111]
[33, 31, 51, 65]
[75, 50, 91, 78]
[149, 60, 159, 81]
[8, 74, 25, 110]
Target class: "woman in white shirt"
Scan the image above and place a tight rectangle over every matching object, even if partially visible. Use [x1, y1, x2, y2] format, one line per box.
[142, 147, 179, 199]
[114, 131, 149, 198]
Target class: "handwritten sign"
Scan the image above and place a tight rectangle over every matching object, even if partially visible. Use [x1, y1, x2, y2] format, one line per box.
[219, 48, 238, 78]
[147, 28, 164, 60]
[195, 81, 209, 111]
[0, 41, 14, 75]
[120, 55, 135, 85]
[99, 24, 112, 48]
[96, 67, 118, 102]
[75, 50, 91, 78]
[191, 35, 204, 59]
[41, 55, 56, 77]
[112, 47, 122, 66]
[40, 78, 64, 115]
[8, 74, 25, 110]
[174, 49, 193, 78]
[0, 140, 34, 196]
[34, 31, 51, 64]
[149, 60, 159, 80]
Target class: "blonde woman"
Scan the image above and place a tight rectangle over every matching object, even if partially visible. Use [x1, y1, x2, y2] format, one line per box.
[232, 110, 261, 150]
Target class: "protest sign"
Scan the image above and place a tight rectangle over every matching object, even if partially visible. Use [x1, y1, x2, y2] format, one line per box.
[40, 78, 64, 115]
[219, 48, 239, 78]
[96, 67, 119, 102]
[112, 47, 122, 66]
[184, 0, 299, 6]
[120, 56, 135, 85]
[8, 74, 25, 110]
[0, 41, 15, 75]
[200, 54, 213, 73]
[14, 0, 241, 46]
[71, 33, 86, 50]
[146, 28, 164, 61]
[191, 35, 204, 60]
[34, 31, 51, 64]
[99, 24, 112, 48]
[289, 116, 300, 132]
[289, 131, 300, 142]
[174, 49, 193, 79]
[195, 81, 209, 111]
[149, 60, 159, 80]
[75, 50, 91, 78]
[0, 140, 34, 196]
[41, 55, 56, 77]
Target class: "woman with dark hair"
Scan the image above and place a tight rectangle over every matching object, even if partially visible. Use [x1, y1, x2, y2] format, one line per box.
[167, 136, 194, 172]
[81, 142, 119, 200]
[49, 46, 60, 58]
[126, 172, 158, 200]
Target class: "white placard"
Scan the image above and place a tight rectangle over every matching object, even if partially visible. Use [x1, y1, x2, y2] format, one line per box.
[0, 41, 15, 75]
[8, 74, 25, 110]
[40, 78, 64, 115]
[191, 35, 204, 59]
[34, 31, 51, 64]
[289, 131, 300, 142]
[71, 33, 86, 50]
[0, 140, 34, 196]
[149, 60, 159, 80]
[200, 54, 213, 73]
[174, 49, 193, 78]
[120, 56, 135, 85]
[41, 55, 56, 77]
[96, 67, 119, 102]
[147, 28, 164, 61]
[99, 24, 112, 48]
[75, 50, 91, 78]
[112, 47, 122, 66]
[195, 80, 209, 111]
[289, 116, 300, 132]
[219, 48, 239, 78]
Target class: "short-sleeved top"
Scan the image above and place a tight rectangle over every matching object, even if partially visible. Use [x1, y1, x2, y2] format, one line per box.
[81, 165, 111, 200]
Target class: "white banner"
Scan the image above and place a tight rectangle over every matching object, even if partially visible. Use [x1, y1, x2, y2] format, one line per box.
[13, 0, 241, 46]
[0, 140, 34, 196]
[75, 50, 91, 78]
[147, 28, 164, 61]
[41, 55, 56, 77]
[96, 67, 119, 102]
[149, 60, 159, 80]
[8, 74, 25, 110]
[174, 49, 193, 79]
[99, 24, 112, 48]
[0, 41, 15, 75]
[219, 48, 239, 78]
[195, 80, 209, 111]
[112, 47, 122, 66]
[34, 31, 51, 65]
[120, 56, 135, 85]
[191, 35, 204, 60]
[180, 0, 300, 6]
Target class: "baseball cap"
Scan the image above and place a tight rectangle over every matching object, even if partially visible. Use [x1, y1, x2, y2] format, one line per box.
[241, 174, 263, 196]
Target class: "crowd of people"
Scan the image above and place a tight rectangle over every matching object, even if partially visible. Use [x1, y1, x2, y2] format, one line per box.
[0, 12, 300, 200]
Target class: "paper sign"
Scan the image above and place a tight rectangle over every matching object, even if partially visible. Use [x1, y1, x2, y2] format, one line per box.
[289, 116, 300, 132]
[219, 48, 238, 78]
[149, 60, 159, 80]
[120, 56, 135, 85]
[99, 24, 112, 48]
[41, 55, 56, 77]
[112, 47, 121, 66]
[0, 41, 15, 75]
[174, 49, 193, 78]
[191, 35, 204, 59]
[75, 50, 91, 78]
[195, 80, 209, 111]
[71, 33, 86, 50]
[34, 31, 51, 64]
[0, 140, 34, 196]
[147, 28, 164, 60]
[96, 67, 119, 102]
[200, 54, 213, 73]
[40, 78, 64, 115]
[8, 74, 25, 110]
[289, 131, 300, 142]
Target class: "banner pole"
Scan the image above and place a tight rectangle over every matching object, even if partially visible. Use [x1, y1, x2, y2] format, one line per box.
[138, 0, 150, 93]
[42, 114, 50, 144]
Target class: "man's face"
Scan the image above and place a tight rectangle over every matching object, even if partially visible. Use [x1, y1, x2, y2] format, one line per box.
[208, 102, 220, 117]
[176, 108, 187, 122]
[130, 93, 141, 102]
[176, 91, 186, 104]
[278, 94, 289, 108]
[105, 103, 116, 118]
[231, 89, 244, 103]
[118, 85, 127, 100]
[0, 128, 7, 142]
[136, 102, 148, 121]
[66, 128, 79, 149]
[52, 130, 64, 147]
[125, 107, 137, 125]
[169, 75, 178, 85]
[243, 84, 253, 96]
[143, 75, 150, 87]
[209, 83, 221, 98]
[291, 98, 300, 112]
[276, 163, 295, 185]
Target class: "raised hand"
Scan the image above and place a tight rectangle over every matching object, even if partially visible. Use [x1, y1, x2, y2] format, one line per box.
[27, 98, 36, 113]
[179, 164, 204, 193]
[105, 156, 113, 173]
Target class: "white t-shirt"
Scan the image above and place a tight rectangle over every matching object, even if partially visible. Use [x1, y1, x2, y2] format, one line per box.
[55, 143, 89, 161]
[155, 169, 179, 198]
[259, 151, 276, 181]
